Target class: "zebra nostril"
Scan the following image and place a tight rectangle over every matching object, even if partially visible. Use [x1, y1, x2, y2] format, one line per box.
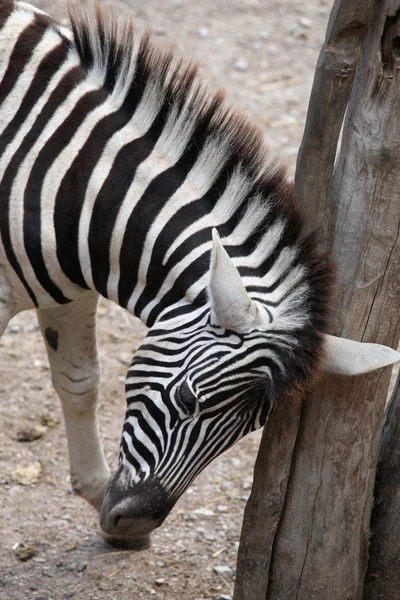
[113, 513, 123, 530]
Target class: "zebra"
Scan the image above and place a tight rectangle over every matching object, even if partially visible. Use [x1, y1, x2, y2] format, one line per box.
[0, 0, 399, 549]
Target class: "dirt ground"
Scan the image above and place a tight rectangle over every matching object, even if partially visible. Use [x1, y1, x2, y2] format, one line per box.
[0, 1, 337, 599]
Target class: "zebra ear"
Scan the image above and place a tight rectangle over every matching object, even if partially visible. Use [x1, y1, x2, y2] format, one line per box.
[209, 229, 258, 332]
[324, 334, 400, 375]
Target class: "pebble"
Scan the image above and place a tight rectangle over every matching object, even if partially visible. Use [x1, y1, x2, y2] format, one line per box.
[10, 461, 42, 485]
[77, 562, 87, 573]
[16, 425, 46, 442]
[234, 57, 248, 71]
[184, 513, 197, 521]
[198, 26, 209, 38]
[298, 16, 312, 28]
[8, 324, 20, 334]
[13, 541, 36, 561]
[216, 595, 232, 600]
[213, 565, 232, 575]
[194, 507, 215, 517]
[155, 578, 165, 586]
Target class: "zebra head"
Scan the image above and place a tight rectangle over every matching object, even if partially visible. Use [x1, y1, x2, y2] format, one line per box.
[100, 229, 327, 538]
[100, 230, 400, 539]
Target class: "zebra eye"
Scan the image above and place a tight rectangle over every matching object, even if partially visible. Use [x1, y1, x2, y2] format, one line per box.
[175, 380, 197, 416]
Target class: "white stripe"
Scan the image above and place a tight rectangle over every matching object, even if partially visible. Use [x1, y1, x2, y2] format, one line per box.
[129, 137, 230, 317]
[106, 89, 199, 304]
[0, 10, 35, 83]
[8, 75, 99, 305]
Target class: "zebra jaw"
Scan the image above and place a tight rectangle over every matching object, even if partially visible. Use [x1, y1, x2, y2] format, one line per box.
[209, 228, 263, 334]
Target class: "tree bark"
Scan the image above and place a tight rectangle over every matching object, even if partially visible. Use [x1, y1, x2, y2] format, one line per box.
[234, 1, 400, 599]
[295, 0, 374, 241]
[364, 373, 400, 599]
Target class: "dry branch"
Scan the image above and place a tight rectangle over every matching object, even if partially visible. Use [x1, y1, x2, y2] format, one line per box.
[295, 0, 374, 241]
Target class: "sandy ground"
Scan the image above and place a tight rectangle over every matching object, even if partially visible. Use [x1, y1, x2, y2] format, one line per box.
[0, 1, 344, 599]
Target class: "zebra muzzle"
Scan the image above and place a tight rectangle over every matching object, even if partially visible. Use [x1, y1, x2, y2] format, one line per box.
[100, 471, 173, 537]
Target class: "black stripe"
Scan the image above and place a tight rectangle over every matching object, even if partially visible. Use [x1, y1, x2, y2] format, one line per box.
[124, 420, 156, 470]
[0, 21, 47, 109]
[118, 106, 220, 311]
[55, 36, 164, 290]
[0, 25, 67, 306]
[121, 436, 141, 472]
[23, 85, 106, 301]
[134, 161, 237, 318]
[87, 94, 176, 297]
[146, 251, 211, 325]
[0, 2, 13, 33]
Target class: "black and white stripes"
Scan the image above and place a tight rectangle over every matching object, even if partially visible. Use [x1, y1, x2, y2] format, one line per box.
[0, 1, 333, 528]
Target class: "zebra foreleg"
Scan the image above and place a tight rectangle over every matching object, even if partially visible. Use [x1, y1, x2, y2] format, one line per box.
[37, 292, 110, 512]
[0, 273, 15, 337]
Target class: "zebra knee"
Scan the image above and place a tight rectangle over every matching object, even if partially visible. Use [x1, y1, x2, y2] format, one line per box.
[52, 363, 101, 416]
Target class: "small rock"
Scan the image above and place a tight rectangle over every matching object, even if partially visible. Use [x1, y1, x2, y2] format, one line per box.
[198, 26, 209, 38]
[216, 595, 232, 600]
[77, 562, 87, 573]
[298, 16, 312, 28]
[184, 513, 197, 521]
[234, 57, 248, 71]
[17, 425, 46, 442]
[65, 542, 78, 552]
[117, 353, 131, 366]
[13, 541, 36, 561]
[194, 507, 215, 517]
[10, 461, 42, 485]
[289, 23, 309, 40]
[8, 324, 20, 334]
[155, 578, 165, 586]
[40, 414, 60, 428]
[42, 566, 52, 577]
[213, 565, 232, 575]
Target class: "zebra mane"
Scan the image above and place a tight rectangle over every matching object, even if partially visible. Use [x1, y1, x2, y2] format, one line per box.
[66, 0, 286, 207]
[66, 0, 333, 339]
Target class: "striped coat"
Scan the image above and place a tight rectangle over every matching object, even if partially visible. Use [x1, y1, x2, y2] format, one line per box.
[0, 1, 398, 544]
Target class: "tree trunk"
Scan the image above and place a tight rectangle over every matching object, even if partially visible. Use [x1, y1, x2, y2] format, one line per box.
[234, 1, 400, 599]
[364, 372, 400, 599]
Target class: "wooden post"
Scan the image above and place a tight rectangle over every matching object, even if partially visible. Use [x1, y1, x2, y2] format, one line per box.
[364, 373, 400, 599]
[233, 1, 400, 599]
